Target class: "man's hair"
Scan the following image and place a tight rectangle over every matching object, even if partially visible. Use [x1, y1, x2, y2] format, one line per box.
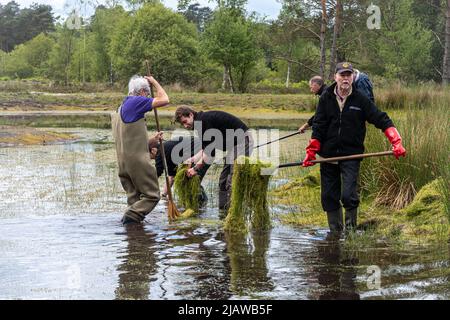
[309, 76, 324, 86]
[128, 75, 150, 96]
[148, 137, 159, 150]
[175, 105, 196, 123]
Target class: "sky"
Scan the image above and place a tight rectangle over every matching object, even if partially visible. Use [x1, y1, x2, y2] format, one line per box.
[0, 0, 282, 20]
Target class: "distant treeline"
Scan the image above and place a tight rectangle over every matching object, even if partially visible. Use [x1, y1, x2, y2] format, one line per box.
[1, 0, 450, 92]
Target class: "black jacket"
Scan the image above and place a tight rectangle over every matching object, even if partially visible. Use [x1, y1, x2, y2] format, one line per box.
[307, 84, 328, 126]
[155, 136, 201, 177]
[312, 83, 393, 157]
[193, 111, 249, 156]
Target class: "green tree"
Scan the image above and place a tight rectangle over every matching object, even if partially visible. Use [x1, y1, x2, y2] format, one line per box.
[47, 25, 78, 85]
[203, 8, 262, 92]
[109, 3, 201, 85]
[0, 1, 54, 52]
[0, 50, 6, 77]
[88, 5, 128, 83]
[0, 1, 21, 52]
[2, 46, 31, 78]
[178, 3, 213, 32]
[1, 33, 54, 78]
[412, 0, 445, 81]
[377, 0, 434, 81]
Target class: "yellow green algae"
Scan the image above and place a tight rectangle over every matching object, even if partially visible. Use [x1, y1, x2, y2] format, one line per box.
[174, 164, 201, 213]
[0, 126, 74, 146]
[224, 157, 272, 233]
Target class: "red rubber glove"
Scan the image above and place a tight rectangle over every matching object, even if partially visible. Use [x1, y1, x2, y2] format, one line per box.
[302, 139, 321, 167]
[384, 127, 406, 159]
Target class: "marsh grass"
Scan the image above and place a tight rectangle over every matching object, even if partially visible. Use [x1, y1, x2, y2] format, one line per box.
[361, 102, 449, 210]
[375, 84, 450, 110]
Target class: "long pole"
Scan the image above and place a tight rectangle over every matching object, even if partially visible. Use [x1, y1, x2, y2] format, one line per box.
[145, 61, 180, 220]
[278, 151, 394, 169]
[254, 131, 302, 149]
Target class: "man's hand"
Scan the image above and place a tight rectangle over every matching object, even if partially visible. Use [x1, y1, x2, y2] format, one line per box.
[384, 127, 406, 159]
[298, 123, 310, 134]
[302, 139, 321, 167]
[184, 157, 194, 166]
[144, 76, 157, 86]
[186, 167, 198, 178]
[152, 131, 163, 141]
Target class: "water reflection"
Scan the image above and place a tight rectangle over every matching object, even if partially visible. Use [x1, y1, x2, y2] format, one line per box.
[309, 239, 360, 300]
[225, 231, 274, 298]
[115, 224, 158, 300]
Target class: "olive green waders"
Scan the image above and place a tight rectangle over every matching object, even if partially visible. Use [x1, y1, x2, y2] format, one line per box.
[111, 107, 160, 223]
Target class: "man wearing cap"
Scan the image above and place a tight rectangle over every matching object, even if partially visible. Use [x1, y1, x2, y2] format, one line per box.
[302, 62, 406, 235]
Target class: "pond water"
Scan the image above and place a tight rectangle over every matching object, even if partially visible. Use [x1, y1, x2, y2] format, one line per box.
[0, 128, 448, 300]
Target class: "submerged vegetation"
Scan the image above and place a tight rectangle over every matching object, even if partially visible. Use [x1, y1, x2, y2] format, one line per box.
[224, 157, 272, 233]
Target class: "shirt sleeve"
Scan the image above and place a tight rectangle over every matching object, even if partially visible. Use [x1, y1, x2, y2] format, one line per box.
[134, 96, 153, 115]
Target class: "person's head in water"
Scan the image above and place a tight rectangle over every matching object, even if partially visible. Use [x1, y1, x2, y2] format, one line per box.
[175, 105, 197, 130]
[128, 75, 151, 97]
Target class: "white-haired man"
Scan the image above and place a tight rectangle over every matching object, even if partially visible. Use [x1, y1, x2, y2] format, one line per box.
[111, 75, 169, 225]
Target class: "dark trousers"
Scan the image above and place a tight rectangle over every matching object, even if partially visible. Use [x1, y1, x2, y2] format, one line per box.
[218, 133, 253, 210]
[320, 160, 360, 212]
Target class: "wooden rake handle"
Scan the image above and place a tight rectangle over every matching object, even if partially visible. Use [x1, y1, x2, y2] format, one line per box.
[145, 60, 179, 220]
[278, 151, 394, 169]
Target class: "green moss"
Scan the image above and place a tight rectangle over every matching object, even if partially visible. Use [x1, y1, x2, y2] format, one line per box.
[179, 209, 199, 219]
[224, 157, 272, 233]
[271, 169, 326, 227]
[174, 164, 201, 212]
[403, 179, 446, 220]
[397, 179, 449, 242]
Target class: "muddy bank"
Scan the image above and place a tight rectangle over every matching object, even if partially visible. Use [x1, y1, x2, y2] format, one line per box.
[0, 126, 75, 147]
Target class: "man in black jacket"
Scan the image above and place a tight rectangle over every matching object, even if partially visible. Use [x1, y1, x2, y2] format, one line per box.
[298, 76, 328, 133]
[174, 106, 253, 212]
[148, 135, 209, 205]
[302, 62, 406, 234]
